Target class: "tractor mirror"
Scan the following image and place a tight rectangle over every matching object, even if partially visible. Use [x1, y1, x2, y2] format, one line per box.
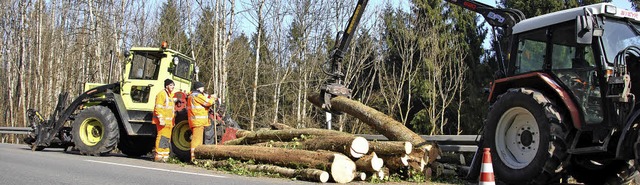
[576, 15, 594, 44]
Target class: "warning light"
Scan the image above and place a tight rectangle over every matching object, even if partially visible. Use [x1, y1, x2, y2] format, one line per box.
[161, 41, 168, 49]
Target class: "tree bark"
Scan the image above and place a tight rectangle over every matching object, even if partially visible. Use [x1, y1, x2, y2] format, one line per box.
[354, 152, 383, 173]
[379, 154, 409, 172]
[369, 141, 412, 156]
[194, 144, 355, 183]
[252, 135, 369, 159]
[227, 128, 350, 145]
[194, 160, 330, 183]
[270, 122, 293, 130]
[307, 94, 433, 151]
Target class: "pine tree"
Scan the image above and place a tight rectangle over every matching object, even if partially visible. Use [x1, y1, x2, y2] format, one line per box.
[156, 0, 189, 54]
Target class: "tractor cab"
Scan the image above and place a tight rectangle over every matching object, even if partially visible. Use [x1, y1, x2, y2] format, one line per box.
[122, 45, 197, 112]
[502, 3, 640, 131]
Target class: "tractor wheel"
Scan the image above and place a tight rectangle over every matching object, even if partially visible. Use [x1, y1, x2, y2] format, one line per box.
[117, 134, 154, 157]
[171, 118, 192, 162]
[72, 106, 120, 156]
[484, 88, 569, 184]
[568, 158, 638, 185]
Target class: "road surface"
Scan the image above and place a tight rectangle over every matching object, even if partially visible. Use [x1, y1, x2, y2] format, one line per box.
[0, 143, 309, 185]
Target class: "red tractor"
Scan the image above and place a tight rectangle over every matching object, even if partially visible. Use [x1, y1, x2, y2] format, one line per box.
[324, 0, 640, 184]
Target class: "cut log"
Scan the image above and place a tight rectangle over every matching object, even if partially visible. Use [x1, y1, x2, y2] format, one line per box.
[193, 160, 329, 183]
[252, 136, 369, 159]
[379, 167, 389, 180]
[226, 128, 350, 145]
[308, 94, 434, 151]
[270, 122, 294, 130]
[355, 152, 383, 173]
[380, 154, 409, 172]
[195, 144, 355, 183]
[353, 171, 366, 181]
[408, 148, 426, 172]
[369, 141, 412, 155]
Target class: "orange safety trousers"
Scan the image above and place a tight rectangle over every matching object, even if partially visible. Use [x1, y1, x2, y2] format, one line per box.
[155, 124, 173, 161]
[190, 126, 204, 161]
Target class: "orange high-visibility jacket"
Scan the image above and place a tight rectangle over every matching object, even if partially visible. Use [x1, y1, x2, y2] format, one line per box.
[187, 91, 215, 128]
[153, 90, 175, 126]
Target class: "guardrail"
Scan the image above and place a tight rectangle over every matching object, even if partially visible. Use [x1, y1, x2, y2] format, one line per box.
[0, 127, 33, 135]
[357, 134, 481, 153]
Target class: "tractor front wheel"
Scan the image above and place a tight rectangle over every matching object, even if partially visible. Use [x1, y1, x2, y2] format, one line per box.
[72, 106, 119, 156]
[484, 88, 569, 184]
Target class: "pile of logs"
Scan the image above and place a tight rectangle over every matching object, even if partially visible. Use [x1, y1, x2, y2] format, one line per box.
[192, 94, 440, 183]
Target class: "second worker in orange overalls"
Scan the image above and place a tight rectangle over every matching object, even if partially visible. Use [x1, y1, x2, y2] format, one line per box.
[187, 81, 215, 161]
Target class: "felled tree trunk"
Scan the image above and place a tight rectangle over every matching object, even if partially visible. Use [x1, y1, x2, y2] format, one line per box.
[194, 160, 329, 183]
[252, 135, 369, 159]
[307, 94, 432, 150]
[194, 144, 355, 183]
[408, 148, 426, 172]
[270, 122, 294, 130]
[379, 154, 410, 172]
[226, 128, 350, 145]
[369, 141, 412, 155]
[355, 152, 383, 173]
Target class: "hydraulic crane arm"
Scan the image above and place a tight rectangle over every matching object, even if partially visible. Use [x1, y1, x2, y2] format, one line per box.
[321, 0, 524, 113]
[445, 0, 525, 28]
[320, 0, 368, 112]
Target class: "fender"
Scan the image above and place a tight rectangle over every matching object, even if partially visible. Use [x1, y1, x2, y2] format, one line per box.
[106, 92, 136, 136]
[488, 72, 583, 130]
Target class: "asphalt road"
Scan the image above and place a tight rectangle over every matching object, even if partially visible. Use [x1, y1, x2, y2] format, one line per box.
[0, 143, 310, 185]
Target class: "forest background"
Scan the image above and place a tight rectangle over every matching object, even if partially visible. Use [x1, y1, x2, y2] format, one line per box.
[2, 0, 639, 143]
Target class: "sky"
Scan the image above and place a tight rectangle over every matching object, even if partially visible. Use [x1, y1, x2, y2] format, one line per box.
[234, 0, 636, 50]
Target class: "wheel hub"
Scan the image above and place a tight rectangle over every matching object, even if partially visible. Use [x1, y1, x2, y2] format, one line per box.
[496, 107, 540, 169]
[519, 129, 534, 147]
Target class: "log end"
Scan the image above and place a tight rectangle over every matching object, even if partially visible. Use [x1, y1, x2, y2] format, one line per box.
[330, 153, 356, 183]
[371, 152, 383, 172]
[350, 136, 369, 158]
[319, 171, 330, 183]
[404, 141, 413, 155]
[353, 172, 366, 181]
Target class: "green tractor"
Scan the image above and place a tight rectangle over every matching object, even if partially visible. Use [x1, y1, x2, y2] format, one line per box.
[25, 43, 237, 161]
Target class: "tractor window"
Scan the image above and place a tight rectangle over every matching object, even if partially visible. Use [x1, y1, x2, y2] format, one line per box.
[129, 52, 161, 80]
[173, 56, 191, 80]
[130, 85, 151, 103]
[515, 29, 546, 74]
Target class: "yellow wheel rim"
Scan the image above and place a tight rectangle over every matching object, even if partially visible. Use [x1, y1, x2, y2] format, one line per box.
[79, 118, 103, 146]
[172, 120, 191, 151]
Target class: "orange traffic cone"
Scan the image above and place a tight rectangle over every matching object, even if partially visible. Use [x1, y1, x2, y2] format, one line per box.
[479, 148, 495, 185]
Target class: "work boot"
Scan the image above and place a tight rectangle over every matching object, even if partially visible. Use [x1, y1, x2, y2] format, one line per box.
[153, 154, 164, 162]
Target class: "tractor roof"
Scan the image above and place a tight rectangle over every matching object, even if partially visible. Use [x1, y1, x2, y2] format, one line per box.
[130, 47, 194, 61]
[513, 3, 640, 34]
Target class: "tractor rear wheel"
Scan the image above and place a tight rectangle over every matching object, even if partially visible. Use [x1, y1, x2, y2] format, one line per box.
[118, 134, 154, 157]
[484, 88, 569, 184]
[568, 158, 637, 185]
[72, 106, 120, 156]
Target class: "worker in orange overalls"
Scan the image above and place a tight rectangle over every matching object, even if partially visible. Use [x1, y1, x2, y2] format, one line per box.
[153, 79, 175, 162]
[187, 81, 215, 161]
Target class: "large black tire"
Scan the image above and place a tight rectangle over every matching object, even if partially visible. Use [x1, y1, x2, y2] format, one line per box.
[171, 117, 192, 162]
[72, 106, 120, 156]
[484, 88, 569, 184]
[117, 134, 155, 157]
[568, 158, 638, 185]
